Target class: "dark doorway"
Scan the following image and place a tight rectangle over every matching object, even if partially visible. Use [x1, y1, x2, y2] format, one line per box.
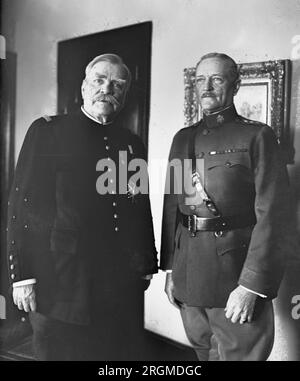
[57, 21, 152, 151]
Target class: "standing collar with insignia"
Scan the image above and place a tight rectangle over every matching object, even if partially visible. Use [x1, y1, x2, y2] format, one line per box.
[202, 104, 238, 128]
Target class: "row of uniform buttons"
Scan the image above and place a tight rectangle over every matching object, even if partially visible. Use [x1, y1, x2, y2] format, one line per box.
[104, 135, 119, 232]
[104, 135, 115, 193]
[7, 186, 30, 281]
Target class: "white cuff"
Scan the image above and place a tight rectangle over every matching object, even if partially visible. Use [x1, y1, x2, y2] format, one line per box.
[13, 279, 37, 288]
[240, 285, 267, 298]
[165, 270, 172, 273]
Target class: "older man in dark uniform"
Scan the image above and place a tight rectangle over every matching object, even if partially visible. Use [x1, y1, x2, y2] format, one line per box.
[7, 54, 157, 360]
[161, 52, 294, 361]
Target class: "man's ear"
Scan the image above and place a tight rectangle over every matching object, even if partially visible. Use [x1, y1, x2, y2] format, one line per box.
[233, 78, 241, 96]
[81, 79, 86, 98]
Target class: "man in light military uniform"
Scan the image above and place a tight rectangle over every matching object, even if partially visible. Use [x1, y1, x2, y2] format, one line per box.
[161, 53, 294, 361]
[7, 54, 157, 360]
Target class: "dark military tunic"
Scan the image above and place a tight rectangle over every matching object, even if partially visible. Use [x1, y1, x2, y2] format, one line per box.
[7, 110, 158, 325]
[161, 105, 293, 307]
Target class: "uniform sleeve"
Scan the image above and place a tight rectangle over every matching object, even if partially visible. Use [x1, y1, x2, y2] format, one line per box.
[6, 118, 56, 285]
[160, 135, 180, 271]
[238, 126, 295, 297]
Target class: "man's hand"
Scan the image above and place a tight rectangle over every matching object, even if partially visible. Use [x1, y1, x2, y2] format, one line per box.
[164, 273, 179, 309]
[13, 284, 37, 312]
[225, 285, 257, 324]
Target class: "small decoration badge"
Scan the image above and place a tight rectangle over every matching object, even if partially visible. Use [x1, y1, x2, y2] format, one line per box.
[216, 114, 224, 124]
[127, 180, 137, 203]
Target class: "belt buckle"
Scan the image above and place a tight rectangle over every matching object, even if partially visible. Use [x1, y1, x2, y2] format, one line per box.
[188, 215, 197, 237]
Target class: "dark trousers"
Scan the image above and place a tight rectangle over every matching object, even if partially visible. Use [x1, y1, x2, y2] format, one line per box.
[29, 285, 145, 361]
[179, 300, 274, 361]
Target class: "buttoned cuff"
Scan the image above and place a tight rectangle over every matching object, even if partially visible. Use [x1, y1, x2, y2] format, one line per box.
[13, 278, 37, 288]
[240, 285, 267, 298]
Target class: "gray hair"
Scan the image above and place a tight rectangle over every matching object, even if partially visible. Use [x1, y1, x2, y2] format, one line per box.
[84, 53, 132, 90]
[196, 52, 240, 82]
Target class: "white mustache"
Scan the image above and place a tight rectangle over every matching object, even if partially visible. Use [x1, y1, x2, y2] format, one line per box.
[93, 94, 121, 107]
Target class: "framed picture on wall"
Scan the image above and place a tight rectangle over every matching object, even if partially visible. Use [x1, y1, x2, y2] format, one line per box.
[183, 59, 291, 145]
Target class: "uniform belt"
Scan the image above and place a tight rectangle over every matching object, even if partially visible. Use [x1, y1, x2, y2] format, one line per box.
[180, 212, 256, 236]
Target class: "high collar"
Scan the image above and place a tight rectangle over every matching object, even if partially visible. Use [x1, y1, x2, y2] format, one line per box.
[81, 106, 114, 126]
[202, 104, 238, 129]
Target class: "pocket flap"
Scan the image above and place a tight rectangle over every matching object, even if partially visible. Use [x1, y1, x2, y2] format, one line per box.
[207, 152, 251, 170]
[215, 226, 253, 256]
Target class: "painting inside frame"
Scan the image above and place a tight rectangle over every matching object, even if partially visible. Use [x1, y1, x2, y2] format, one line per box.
[183, 59, 291, 146]
[235, 78, 271, 125]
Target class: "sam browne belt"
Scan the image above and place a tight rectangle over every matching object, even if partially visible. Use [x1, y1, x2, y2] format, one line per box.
[181, 212, 256, 237]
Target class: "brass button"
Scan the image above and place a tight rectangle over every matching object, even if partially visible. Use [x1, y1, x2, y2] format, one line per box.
[24, 224, 29, 229]
[202, 129, 209, 136]
[21, 317, 26, 322]
[11, 240, 15, 245]
[190, 205, 196, 210]
[109, 179, 114, 184]
[11, 274, 15, 280]
[6, 227, 8, 232]
[114, 227, 119, 232]
[8, 201, 10, 206]
[114, 214, 118, 219]
[225, 162, 231, 167]
[105, 145, 110, 150]
[24, 198, 28, 202]
[111, 190, 116, 195]
[104, 136, 108, 141]
[10, 265, 14, 270]
[214, 231, 224, 237]
[12, 215, 16, 220]
[9, 255, 13, 261]
[15, 187, 19, 192]
[112, 202, 117, 207]
[197, 152, 204, 159]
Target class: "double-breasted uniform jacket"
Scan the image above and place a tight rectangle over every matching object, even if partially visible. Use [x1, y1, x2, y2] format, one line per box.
[160, 105, 294, 307]
[7, 110, 158, 325]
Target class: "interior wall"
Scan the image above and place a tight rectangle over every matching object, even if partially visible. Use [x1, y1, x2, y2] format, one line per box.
[3, 0, 300, 360]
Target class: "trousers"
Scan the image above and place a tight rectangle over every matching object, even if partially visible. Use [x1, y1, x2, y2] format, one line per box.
[28, 281, 146, 361]
[179, 299, 274, 361]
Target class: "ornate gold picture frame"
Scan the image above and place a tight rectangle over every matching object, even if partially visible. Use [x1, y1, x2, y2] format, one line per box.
[184, 59, 290, 143]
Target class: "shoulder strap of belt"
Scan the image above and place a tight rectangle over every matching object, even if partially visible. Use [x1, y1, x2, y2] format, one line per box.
[188, 124, 220, 217]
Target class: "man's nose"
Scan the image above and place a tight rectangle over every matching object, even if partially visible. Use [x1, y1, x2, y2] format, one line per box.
[203, 77, 213, 91]
[100, 80, 113, 94]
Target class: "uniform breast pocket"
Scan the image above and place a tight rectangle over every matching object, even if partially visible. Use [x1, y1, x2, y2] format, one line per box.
[206, 152, 251, 172]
